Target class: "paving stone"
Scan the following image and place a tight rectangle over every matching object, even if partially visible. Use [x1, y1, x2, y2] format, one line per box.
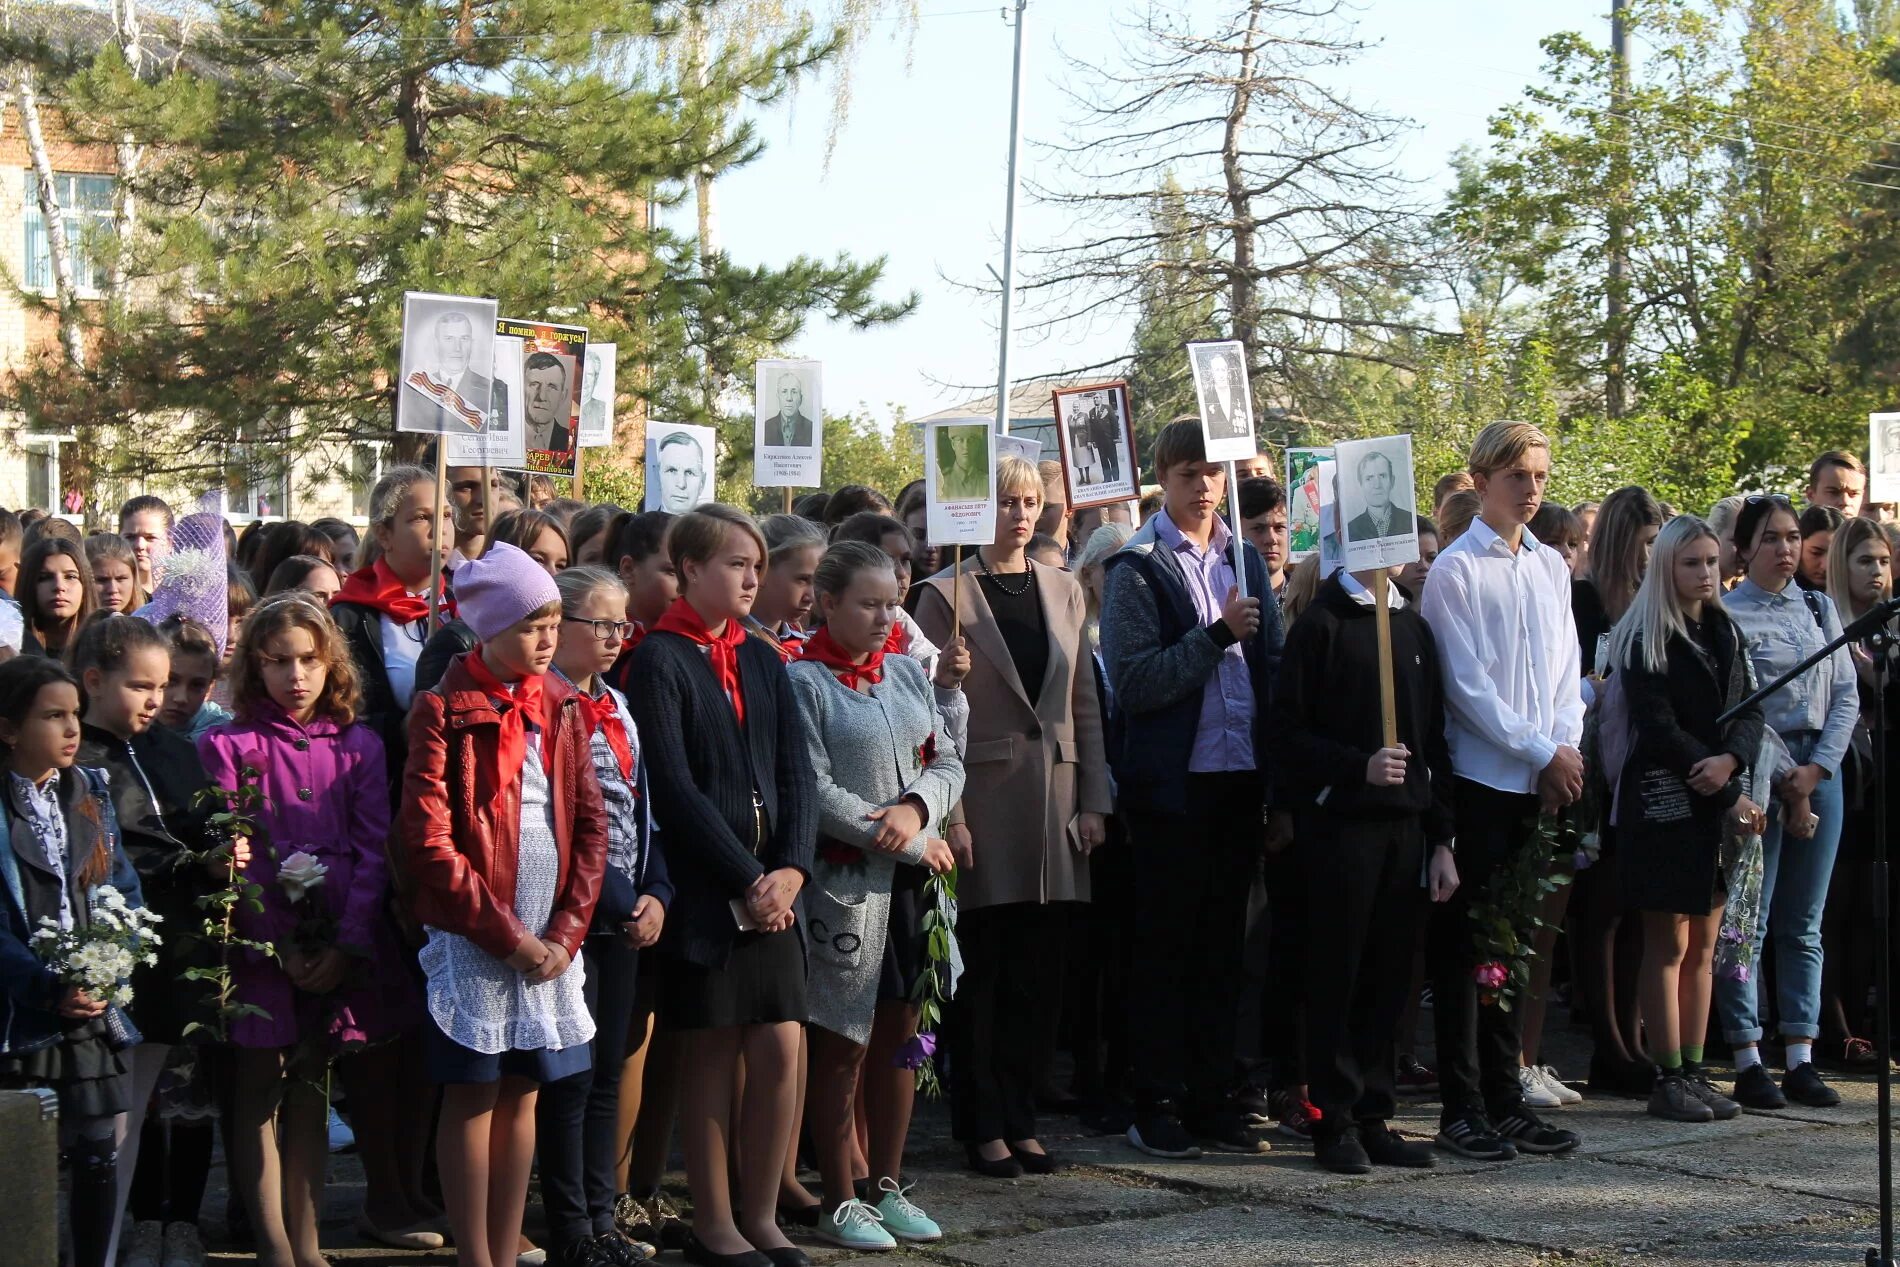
[1603, 1120, 1886, 1207]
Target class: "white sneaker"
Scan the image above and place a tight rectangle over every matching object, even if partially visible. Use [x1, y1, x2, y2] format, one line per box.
[123, 1220, 164, 1267]
[1536, 1064, 1583, 1106]
[1516, 1064, 1563, 1109]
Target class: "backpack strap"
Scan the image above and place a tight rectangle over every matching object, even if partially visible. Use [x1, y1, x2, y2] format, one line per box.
[1801, 587, 1828, 633]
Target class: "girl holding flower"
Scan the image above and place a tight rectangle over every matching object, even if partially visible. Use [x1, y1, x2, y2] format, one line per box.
[0, 654, 145, 1267]
[790, 541, 964, 1251]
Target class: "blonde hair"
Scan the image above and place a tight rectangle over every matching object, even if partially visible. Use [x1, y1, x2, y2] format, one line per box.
[666, 504, 768, 593]
[1436, 490, 1483, 545]
[1608, 515, 1722, 675]
[231, 591, 362, 725]
[1827, 515, 1892, 623]
[1468, 420, 1550, 479]
[1279, 554, 1323, 625]
[996, 455, 1042, 500]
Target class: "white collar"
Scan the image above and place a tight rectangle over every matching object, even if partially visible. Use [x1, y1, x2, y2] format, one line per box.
[1337, 570, 1407, 610]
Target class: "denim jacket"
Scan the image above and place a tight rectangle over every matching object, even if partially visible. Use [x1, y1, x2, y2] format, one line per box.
[1724, 579, 1859, 776]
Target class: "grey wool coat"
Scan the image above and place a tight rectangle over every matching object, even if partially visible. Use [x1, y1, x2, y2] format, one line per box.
[790, 653, 965, 1045]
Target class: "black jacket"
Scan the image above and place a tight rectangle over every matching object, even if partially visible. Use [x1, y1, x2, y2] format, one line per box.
[1263, 575, 1456, 842]
[329, 601, 412, 804]
[1619, 617, 1765, 822]
[75, 723, 218, 1043]
[415, 618, 478, 697]
[623, 628, 816, 970]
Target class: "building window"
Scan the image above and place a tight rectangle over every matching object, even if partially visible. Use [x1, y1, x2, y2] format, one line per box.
[22, 439, 58, 511]
[24, 172, 114, 295]
[226, 441, 288, 520]
[351, 443, 386, 520]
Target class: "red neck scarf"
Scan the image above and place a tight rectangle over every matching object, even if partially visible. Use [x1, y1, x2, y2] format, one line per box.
[576, 686, 634, 782]
[462, 648, 545, 786]
[332, 558, 431, 625]
[655, 597, 747, 725]
[882, 624, 906, 656]
[798, 625, 885, 691]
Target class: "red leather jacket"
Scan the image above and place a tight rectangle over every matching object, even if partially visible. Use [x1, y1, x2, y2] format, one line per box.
[395, 654, 608, 960]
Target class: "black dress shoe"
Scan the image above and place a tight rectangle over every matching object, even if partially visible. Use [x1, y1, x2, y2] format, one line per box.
[1732, 1063, 1788, 1110]
[775, 1202, 822, 1229]
[964, 1145, 1024, 1179]
[682, 1234, 772, 1267]
[1009, 1144, 1062, 1174]
[762, 1249, 813, 1267]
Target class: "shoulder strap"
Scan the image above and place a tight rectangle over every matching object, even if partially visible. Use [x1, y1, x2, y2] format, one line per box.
[1802, 587, 1828, 633]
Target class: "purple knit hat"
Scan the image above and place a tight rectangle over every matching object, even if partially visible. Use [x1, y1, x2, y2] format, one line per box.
[135, 511, 231, 654]
[454, 542, 560, 642]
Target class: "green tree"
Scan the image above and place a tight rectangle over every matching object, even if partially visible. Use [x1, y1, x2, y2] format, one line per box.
[724, 409, 921, 514]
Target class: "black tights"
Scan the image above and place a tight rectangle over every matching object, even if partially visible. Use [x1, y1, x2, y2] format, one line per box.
[69, 1126, 118, 1267]
[128, 1117, 214, 1226]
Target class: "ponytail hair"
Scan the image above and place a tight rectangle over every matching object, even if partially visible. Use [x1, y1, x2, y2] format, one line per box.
[70, 613, 170, 702]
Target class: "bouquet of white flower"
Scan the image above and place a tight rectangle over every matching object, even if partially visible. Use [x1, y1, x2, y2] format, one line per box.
[28, 885, 163, 1011]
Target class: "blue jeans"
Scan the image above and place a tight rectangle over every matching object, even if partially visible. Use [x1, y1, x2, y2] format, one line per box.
[1717, 733, 1845, 1045]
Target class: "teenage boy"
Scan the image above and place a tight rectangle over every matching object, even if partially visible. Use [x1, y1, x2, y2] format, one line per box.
[1267, 565, 1460, 1174]
[1418, 420, 1585, 1161]
[1101, 419, 1285, 1159]
[1238, 477, 1290, 600]
[1804, 450, 1867, 517]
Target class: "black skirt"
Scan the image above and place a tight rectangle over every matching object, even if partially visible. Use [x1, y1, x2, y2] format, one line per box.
[878, 864, 930, 1004]
[0, 1017, 132, 1121]
[1618, 810, 1725, 917]
[661, 927, 806, 1031]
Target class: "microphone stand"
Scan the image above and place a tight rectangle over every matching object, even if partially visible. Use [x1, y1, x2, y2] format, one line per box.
[1721, 592, 1900, 1267]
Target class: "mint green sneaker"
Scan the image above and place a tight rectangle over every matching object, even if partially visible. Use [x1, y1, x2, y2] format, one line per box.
[874, 1178, 943, 1243]
[815, 1198, 896, 1252]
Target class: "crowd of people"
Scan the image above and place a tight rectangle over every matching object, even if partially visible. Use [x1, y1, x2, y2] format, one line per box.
[0, 420, 1892, 1267]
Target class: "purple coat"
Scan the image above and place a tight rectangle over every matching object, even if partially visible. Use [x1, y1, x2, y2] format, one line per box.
[198, 704, 409, 1049]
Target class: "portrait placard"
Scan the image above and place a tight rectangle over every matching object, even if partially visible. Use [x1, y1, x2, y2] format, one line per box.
[1286, 446, 1331, 563]
[996, 434, 1041, 467]
[754, 359, 824, 487]
[1872, 412, 1900, 504]
[644, 424, 716, 514]
[926, 419, 997, 547]
[1315, 459, 1345, 575]
[398, 292, 498, 435]
[1051, 382, 1139, 510]
[497, 317, 588, 478]
[1186, 339, 1257, 464]
[1335, 434, 1420, 571]
[578, 344, 617, 448]
[446, 335, 526, 467]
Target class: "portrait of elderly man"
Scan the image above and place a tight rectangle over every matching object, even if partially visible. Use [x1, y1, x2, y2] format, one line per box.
[655, 429, 710, 513]
[405, 308, 500, 434]
[1345, 446, 1415, 542]
[523, 351, 574, 453]
[761, 370, 817, 448]
[1193, 346, 1251, 442]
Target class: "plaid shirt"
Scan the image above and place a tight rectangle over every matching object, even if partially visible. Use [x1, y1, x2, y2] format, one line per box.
[581, 679, 652, 889]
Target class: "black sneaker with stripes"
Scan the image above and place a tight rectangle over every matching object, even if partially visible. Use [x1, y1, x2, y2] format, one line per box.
[1433, 1112, 1516, 1161]
[1494, 1105, 1580, 1154]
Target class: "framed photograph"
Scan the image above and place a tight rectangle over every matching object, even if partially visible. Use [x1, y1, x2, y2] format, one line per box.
[754, 358, 824, 487]
[1315, 458, 1345, 574]
[496, 317, 588, 478]
[1335, 433, 1420, 571]
[644, 424, 716, 513]
[397, 292, 499, 435]
[446, 335, 526, 467]
[925, 419, 996, 546]
[1051, 382, 1139, 509]
[1186, 339, 1257, 463]
[1285, 447, 1331, 563]
[996, 433, 1041, 467]
[578, 344, 616, 448]
[1872, 413, 1900, 504]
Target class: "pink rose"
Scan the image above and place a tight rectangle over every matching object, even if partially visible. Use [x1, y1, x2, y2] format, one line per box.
[1473, 960, 1508, 991]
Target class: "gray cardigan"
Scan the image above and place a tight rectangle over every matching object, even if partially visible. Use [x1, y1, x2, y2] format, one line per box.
[790, 654, 965, 1044]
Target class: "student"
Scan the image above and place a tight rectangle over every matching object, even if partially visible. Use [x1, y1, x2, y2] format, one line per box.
[1804, 450, 1866, 516]
[1605, 516, 1760, 1123]
[199, 593, 416, 1266]
[19, 536, 98, 660]
[1529, 503, 1585, 576]
[1266, 563, 1459, 1173]
[0, 655, 144, 1267]
[1719, 494, 1859, 1110]
[792, 541, 963, 1251]
[603, 512, 678, 681]
[265, 555, 344, 603]
[537, 565, 672, 1267]
[751, 514, 826, 653]
[414, 509, 570, 694]
[916, 457, 1109, 1174]
[310, 517, 360, 574]
[569, 505, 625, 569]
[823, 485, 892, 528]
[150, 616, 229, 739]
[893, 480, 938, 581]
[1099, 423, 1280, 1159]
[1418, 420, 1584, 1160]
[1397, 518, 1439, 596]
[398, 544, 608, 1267]
[118, 496, 174, 597]
[1432, 472, 1476, 523]
[244, 523, 339, 600]
[85, 534, 143, 615]
[71, 616, 235, 1265]
[443, 464, 508, 567]
[1797, 506, 1844, 592]
[1237, 477, 1290, 598]
[623, 505, 816, 1267]
[0, 508, 23, 598]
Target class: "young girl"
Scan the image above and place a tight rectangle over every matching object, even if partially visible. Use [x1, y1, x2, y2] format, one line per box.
[71, 615, 236, 1265]
[624, 506, 816, 1267]
[749, 514, 825, 654]
[86, 534, 143, 616]
[118, 496, 173, 598]
[0, 655, 143, 1267]
[18, 536, 98, 659]
[264, 555, 344, 604]
[153, 617, 230, 740]
[538, 565, 672, 1266]
[415, 509, 570, 695]
[1606, 516, 1761, 1124]
[792, 542, 963, 1249]
[198, 593, 408, 1267]
[605, 511, 678, 666]
[398, 543, 607, 1267]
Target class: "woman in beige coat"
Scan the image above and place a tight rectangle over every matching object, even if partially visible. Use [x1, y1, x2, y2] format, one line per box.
[914, 456, 1112, 1177]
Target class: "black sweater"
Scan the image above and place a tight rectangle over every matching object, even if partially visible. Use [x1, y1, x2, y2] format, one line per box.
[623, 627, 817, 969]
[1619, 617, 1765, 820]
[1264, 575, 1456, 842]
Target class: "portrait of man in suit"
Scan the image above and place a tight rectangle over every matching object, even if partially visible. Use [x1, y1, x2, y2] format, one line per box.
[935, 423, 992, 501]
[1193, 347, 1251, 442]
[579, 346, 611, 443]
[761, 371, 817, 449]
[1086, 395, 1123, 483]
[523, 351, 573, 454]
[404, 308, 500, 434]
[1344, 447, 1415, 542]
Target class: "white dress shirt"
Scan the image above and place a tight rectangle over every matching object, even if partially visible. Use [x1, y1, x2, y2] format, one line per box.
[1419, 517, 1584, 795]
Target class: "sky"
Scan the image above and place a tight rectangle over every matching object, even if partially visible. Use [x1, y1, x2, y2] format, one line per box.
[702, 0, 1613, 426]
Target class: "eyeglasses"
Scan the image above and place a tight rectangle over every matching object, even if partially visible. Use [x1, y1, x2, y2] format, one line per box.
[563, 616, 635, 642]
[1744, 494, 1793, 509]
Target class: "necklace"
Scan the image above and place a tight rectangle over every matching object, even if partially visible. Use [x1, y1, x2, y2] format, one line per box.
[978, 550, 1034, 598]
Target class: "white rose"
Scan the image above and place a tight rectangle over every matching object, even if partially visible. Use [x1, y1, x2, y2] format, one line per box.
[277, 851, 330, 904]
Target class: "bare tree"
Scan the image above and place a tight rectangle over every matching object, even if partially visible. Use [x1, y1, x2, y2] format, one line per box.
[1017, 0, 1432, 419]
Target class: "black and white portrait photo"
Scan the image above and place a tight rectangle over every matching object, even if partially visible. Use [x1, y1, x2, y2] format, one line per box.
[579, 343, 616, 448]
[925, 419, 997, 546]
[1187, 339, 1256, 462]
[523, 351, 577, 455]
[1335, 433, 1420, 571]
[1873, 413, 1900, 503]
[398, 291, 499, 435]
[1052, 381, 1139, 509]
[447, 335, 526, 467]
[645, 425, 716, 514]
[754, 358, 824, 487]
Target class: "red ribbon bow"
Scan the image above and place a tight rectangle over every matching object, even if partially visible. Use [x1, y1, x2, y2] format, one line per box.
[796, 625, 885, 691]
[462, 648, 545, 785]
[654, 597, 747, 725]
[332, 558, 431, 625]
